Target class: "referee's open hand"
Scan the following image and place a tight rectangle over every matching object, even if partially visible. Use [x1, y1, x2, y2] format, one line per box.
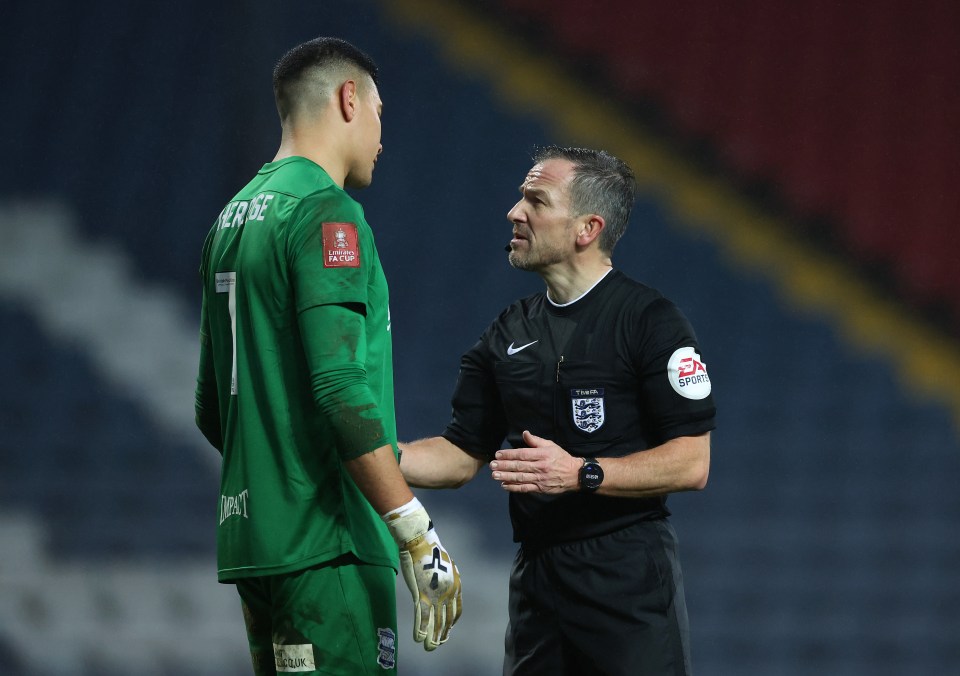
[490, 431, 581, 493]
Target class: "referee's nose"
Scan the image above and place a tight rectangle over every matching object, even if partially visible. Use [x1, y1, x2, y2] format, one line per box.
[507, 200, 525, 224]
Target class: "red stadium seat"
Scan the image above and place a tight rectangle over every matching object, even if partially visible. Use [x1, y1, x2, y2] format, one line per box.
[496, 0, 960, 326]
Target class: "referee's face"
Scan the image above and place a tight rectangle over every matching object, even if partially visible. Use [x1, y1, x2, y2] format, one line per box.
[506, 158, 579, 272]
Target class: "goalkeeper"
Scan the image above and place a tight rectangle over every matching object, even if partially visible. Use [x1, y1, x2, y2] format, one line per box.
[194, 37, 461, 676]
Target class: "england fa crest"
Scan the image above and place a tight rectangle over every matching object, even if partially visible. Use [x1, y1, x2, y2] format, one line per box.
[571, 388, 605, 433]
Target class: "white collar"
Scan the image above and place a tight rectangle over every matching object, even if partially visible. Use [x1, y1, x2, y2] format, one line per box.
[547, 268, 614, 307]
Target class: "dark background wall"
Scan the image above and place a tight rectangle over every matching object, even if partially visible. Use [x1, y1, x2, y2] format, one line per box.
[1, 1, 957, 674]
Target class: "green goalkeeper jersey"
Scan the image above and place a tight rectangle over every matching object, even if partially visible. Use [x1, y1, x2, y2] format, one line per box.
[196, 156, 399, 581]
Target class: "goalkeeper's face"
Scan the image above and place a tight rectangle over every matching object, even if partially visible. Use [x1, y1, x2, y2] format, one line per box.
[345, 79, 383, 189]
[506, 158, 580, 272]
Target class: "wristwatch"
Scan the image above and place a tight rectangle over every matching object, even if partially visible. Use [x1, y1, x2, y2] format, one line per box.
[579, 457, 604, 492]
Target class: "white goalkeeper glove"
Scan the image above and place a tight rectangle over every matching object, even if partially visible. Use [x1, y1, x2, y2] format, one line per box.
[382, 498, 462, 651]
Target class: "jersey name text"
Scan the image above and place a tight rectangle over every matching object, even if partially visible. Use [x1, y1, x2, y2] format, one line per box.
[216, 193, 275, 231]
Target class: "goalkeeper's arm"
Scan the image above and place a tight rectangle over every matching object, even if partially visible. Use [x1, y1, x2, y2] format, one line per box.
[381, 496, 462, 651]
[344, 447, 463, 651]
[195, 303, 223, 453]
[302, 303, 463, 650]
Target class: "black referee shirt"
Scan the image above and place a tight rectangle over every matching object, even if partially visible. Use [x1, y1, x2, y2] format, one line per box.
[442, 269, 716, 545]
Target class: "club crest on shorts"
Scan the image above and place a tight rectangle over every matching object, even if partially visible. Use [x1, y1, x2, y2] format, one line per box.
[570, 388, 605, 433]
[376, 628, 396, 669]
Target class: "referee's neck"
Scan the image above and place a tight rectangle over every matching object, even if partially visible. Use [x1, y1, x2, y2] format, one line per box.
[542, 262, 613, 305]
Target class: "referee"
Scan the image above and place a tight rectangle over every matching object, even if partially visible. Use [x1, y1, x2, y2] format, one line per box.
[400, 145, 715, 675]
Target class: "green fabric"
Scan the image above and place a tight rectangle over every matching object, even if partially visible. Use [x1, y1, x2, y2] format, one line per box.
[196, 157, 399, 581]
[237, 557, 398, 675]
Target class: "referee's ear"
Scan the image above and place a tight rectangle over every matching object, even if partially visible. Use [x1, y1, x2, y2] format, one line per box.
[575, 214, 605, 248]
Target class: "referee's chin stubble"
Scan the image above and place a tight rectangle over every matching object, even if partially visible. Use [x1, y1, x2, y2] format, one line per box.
[505, 243, 523, 269]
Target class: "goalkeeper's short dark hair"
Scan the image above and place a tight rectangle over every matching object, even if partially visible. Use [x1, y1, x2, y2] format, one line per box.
[272, 37, 379, 120]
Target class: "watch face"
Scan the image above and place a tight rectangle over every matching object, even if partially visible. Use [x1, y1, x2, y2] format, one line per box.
[580, 461, 603, 491]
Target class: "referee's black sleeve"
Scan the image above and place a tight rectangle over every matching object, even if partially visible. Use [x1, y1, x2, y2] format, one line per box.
[635, 297, 717, 442]
[441, 337, 507, 459]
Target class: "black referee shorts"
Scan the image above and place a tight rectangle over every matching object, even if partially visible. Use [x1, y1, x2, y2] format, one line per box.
[503, 519, 691, 676]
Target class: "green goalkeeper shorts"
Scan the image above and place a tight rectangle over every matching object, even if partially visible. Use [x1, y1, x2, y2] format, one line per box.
[235, 553, 398, 675]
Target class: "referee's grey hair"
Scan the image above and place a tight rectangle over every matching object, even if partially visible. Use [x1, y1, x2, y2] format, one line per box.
[532, 145, 637, 254]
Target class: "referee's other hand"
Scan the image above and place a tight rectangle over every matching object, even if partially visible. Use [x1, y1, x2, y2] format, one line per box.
[490, 431, 580, 494]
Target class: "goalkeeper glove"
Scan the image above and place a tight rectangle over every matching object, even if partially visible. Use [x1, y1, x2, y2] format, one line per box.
[383, 497, 462, 651]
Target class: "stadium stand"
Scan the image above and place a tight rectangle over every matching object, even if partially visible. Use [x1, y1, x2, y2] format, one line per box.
[1, 0, 958, 674]
[497, 0, 960, 331]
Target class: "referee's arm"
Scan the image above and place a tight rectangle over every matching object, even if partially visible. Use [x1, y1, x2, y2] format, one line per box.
[589, 432, 710, 497]
[399, 437, 486, 489]
[491, 431, 710, 497]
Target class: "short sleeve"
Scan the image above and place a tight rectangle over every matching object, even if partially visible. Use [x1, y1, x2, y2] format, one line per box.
[287, 193, 372, 314]
[442, 334, 508, 459]
[635, 298, 716, 442]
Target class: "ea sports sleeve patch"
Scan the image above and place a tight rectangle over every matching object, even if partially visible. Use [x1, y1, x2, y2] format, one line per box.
[635, 298, 716, 439]
[667, 346, 712, 400]
[322, 222, 361, 268]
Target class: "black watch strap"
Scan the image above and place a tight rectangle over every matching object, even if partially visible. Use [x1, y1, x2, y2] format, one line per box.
[579, 457, 603, 492]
